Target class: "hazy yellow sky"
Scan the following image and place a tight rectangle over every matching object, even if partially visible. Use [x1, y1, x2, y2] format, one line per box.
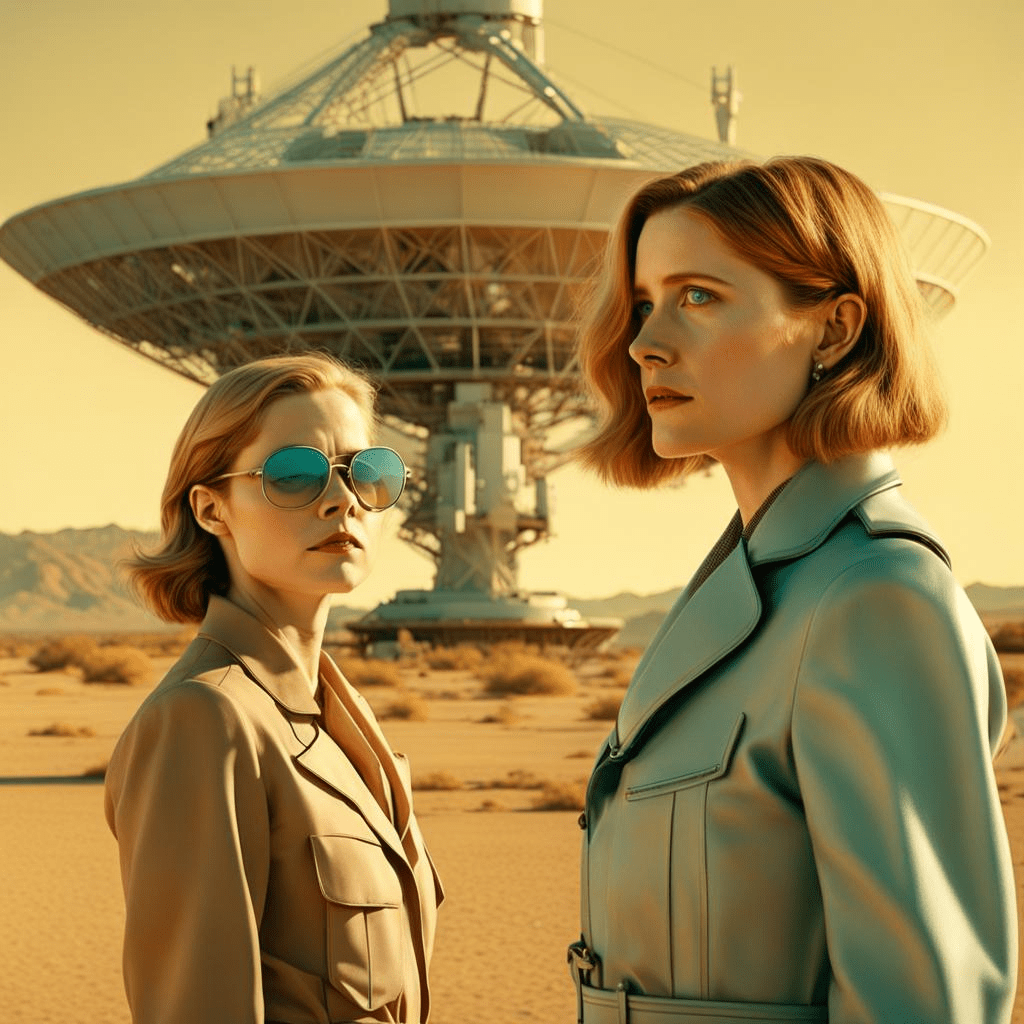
[1, 0, 1021, 606]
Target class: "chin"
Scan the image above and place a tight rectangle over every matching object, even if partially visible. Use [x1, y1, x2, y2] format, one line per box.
[651, 435, 709, 461]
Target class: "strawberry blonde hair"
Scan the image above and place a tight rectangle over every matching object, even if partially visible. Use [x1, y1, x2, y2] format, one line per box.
[127, 353, 378, 623]
[576, 156, 947, 486]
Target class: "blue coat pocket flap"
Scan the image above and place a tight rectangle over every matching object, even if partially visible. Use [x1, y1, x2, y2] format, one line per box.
[624, 712, 745, 801]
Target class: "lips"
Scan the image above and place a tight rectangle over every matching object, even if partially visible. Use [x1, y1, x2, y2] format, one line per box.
[309, 531, 362, 552]
[645, 385, 693, 408]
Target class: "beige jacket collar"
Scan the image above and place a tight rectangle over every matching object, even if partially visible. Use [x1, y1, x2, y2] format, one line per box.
[197, 595, 321, 715]
[613, 452, 947, 757]
[196, 596, 413, 852]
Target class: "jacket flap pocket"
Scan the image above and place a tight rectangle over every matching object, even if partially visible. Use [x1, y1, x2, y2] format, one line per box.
[310, 833, 403, 908]
[625, 712, 745, 800]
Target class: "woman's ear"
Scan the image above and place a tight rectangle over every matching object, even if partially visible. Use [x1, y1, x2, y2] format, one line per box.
[815, 293, 867, 369]
[189, 485, 229, 537]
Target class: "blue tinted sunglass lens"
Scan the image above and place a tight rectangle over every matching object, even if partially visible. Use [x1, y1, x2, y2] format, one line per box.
[350, 448, 406, 510]
[262, 448, 330, 508]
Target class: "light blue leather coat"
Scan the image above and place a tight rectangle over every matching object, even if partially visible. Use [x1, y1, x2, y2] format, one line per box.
[573, 453, 1017, 1024]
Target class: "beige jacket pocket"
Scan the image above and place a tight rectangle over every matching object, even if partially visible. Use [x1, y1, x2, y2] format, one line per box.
[310, 833, 405, 1011]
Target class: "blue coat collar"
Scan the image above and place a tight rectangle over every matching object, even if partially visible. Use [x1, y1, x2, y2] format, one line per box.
[613, 452, 948, 757]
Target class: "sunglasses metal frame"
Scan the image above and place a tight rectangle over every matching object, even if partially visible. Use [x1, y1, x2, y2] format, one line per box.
[206, 445, 408, 512]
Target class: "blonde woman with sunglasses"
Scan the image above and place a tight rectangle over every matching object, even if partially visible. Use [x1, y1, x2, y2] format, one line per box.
[104, 353, 443, 1024]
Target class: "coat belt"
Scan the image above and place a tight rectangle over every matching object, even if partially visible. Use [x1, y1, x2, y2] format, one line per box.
[569, 940, 827, 1024]
[579, 985, 827, 1024]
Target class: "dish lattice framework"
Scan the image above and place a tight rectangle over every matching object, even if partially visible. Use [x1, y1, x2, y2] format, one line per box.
[0, 0, 992, 602]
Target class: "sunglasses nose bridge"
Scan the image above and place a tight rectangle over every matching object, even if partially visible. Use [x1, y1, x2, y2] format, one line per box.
[317, 460, 362, 514]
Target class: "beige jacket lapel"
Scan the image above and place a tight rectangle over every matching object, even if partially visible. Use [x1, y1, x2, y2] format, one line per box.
[197, 597, 408, 862]
[320, 654, 413, 840]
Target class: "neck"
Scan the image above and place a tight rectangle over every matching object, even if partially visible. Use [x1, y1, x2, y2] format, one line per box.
[226, 584, 331, 692]
[714, 430, 807, 527]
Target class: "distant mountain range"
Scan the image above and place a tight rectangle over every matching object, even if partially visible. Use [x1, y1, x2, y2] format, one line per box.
[1, 526, 1022, 645]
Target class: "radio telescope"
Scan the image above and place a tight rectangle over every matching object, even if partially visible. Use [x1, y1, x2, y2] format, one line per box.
[0, 0, 990, 649]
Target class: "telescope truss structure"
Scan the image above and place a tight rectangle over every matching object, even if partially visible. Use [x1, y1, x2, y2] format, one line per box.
[0, 0, 993, 647]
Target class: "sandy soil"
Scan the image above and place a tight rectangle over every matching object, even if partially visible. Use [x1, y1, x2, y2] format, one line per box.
[2, 651, 1023, 1023]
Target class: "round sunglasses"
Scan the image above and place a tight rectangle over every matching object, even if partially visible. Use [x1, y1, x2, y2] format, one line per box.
[207, 445, 408, 511]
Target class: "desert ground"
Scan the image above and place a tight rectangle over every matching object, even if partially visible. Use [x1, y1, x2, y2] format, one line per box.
[2, 642, 1024, 1024]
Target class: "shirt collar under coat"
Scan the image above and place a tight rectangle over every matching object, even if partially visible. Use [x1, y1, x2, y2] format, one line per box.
[612, 451, 950, 759]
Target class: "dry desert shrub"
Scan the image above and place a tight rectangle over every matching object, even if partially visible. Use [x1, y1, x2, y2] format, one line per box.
[487, 768, 544, 790]
[531, 778, 587, 811]
[598, 665, 633, 689]
[1004, 668, 1024, 709]
[80, 645, 153, 686]
[478, 653, 577, 697]
[424, 644, 484, 671]
[379, 693, 429, 721]
[29, 635, 98, 673]
[992, 622, 1024, 653]
[339, 658, 404, 688]
[149, 629, 198, 657]
[413, 770, 464, 791]
[584, 696, 622, 721]
[29, 722, 96, 738]
[35, 687, 65, 696]
[566, 749, 593, 759]
[479, 700, 522, 727]
[81, 760, 108, 779]
[0, 637, 35, 658]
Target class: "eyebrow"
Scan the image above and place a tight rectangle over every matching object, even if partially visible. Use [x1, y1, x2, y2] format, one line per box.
[633, 272, 732, 296]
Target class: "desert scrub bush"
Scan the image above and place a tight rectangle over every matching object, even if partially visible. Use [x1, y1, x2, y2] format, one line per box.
[0, 637, 35, 658]
[29, 635, 98, 673]
[338, 658, 404, 688]
[29, 722, 96, 738]
[81, 760, 108, 779]
[80, 645, 153, 686]
[379, 693, 429, 721]
[597, 665, 633, 689]
[478, 653, 577, 696]
[413, 770, 464, 791]
[35, 687, 65, 696]
[424, 644, 484, 671]
[486, 768, 544, 790]
[584, 695, 622, 721]
[479, 700, 522, 727]
[992, 622, 1024, 653]
[531, 779, 587, 811]
[1004, 668, 1024, 709]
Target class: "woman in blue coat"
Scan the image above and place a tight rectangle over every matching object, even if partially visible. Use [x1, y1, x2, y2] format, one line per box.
[569, 157, 1017, 1023]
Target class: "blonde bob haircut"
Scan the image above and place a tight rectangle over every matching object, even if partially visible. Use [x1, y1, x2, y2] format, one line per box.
[576, 156, 947, 487]
[127, 352, 378, 624]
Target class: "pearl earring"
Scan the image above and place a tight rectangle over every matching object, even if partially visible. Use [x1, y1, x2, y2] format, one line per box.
[811, 361, 825, 383]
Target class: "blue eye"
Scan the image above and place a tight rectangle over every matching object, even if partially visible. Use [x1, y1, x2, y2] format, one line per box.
[634, 299, 654, 319]
[684, 288, 713, 306]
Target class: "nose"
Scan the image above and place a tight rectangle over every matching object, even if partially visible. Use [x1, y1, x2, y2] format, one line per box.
[318, 465, 360, 519]
[628, 317, 675, 368]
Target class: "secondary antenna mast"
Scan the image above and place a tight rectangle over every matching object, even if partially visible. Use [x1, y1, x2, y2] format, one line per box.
[711, 65, 741, 144]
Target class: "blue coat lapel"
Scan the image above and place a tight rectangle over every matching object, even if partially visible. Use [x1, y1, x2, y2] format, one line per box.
[615, 540, 761, 754]
[612, 453, 948, 760]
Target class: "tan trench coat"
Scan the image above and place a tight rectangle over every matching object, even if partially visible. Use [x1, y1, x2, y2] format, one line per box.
[104, 596, 444, 1024]
[572, 453, 1017, 1024]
